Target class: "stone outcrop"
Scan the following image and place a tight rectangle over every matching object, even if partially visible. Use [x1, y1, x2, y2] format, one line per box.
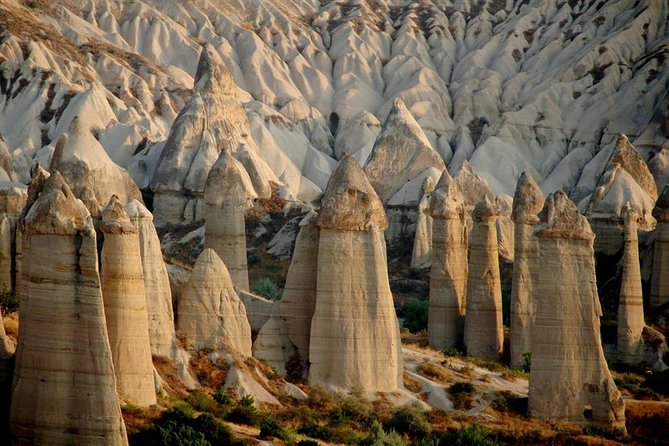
[151, 45, 275, 225]
[529, 191, 625, 430]
[278, 211, 319, 367]
[364, 98, 445, 203]
[410, 177, 435, 269]
[495, 194, 514, 261]
[177, 249, 252, 357]
[648, 143, 669, 193]
[651, 185, 669, 308]
[252, 312, 295, 376]
[0, 181, 28, 293]
[509, 172, 544, 368]
[617, 204, 667, 367]
[428, 170, 467, 350]
[100, 196, 156, 406]
[0, 213, 11, 292]
[586, 135, 658, 254]
[455, 160, 494, 214]
[126, 199, 177, 358]
[309, 155, 402, 392]
[464, 196, 503, 360]
[49, 117, 142, 216]
[204, 150, 256, 291]
[11, 172, 128, 446]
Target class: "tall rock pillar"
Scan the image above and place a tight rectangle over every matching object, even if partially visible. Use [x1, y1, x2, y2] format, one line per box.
[10, 172, 127, 446]
[204, 150, 256, 291]
[651, 185, 669, 308]
[428, 170, 467, 350]
[509, 172, 544, 368]
[464, 196, 503, 360]
[529, 192, 625, 430]
[309, 155, 403, 392]
[100, 196, 156, 407]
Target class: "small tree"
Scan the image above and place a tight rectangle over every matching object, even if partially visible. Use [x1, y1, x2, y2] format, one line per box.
[251, 278, 281, 301]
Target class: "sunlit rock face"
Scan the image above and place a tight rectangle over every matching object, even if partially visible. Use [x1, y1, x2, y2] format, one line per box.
[309, 155, 402, 392]
[428, 170, 467, 350]
[203, 149, 255, 291]
[509, 172, 544, 368]
[99, 195, 156, 407]
[11, 172, 128, 446]
[177, 248, 253, 357]
[464, 196, 503, 361]
[529, 192, 625, 431]
[585, 136, 658, 255]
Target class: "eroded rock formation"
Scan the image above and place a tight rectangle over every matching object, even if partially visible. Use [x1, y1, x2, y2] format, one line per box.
[509, 172, 544, 368]
[278, 211, 319, 368]
[127, 199, 177, 358]
[529, 191, 625, 430]
[428, 170, 467, 350]
[177, 249, 252, 357]
[11, 172, 128, 446]
[410, 177, 435, 269]
[464, 196, 503, 360]
[651, 185, 669, 308]
[495, 194, 514, 261]
[152, 45, 275, 225]
[252, 312, 295, 376]
[309, 155, 402, 392]
[204, 150, 256, 291]
[100, 196, 156, 407]
[364, 99, 445, 203]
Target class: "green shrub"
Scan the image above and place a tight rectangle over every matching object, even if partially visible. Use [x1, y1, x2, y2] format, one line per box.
[490, 391, 528, 415]
[259, 415, 289, 440]
[192, 413, 235, 444]
[328, 392, 372, 425]
[213, 386, 232, 406]
[0, 289, 18, 314]
[384, 403, 431, 438]
[155, 421, 210, 446]
[521, 352, 532, 373]
[251, 278, 281, 301]
[402, 299, 428, 333]
[361, 420, 406, 446]
[186, 390, 218, 414]
[225, 396, 262, 426]
[582, 424, 627, 442]
[285, 350, 306, 383]
[448, 381, 475, 410]
[441, 424, 499, 446]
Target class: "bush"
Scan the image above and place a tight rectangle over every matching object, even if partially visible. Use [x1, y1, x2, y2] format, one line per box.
[285, 350, 306, 383]
[441, 424, 500, 446]
[490, 391, 528, 415]
[448, 381, 475, 410]
[186, 390, 218, 414]
[0, 289, 18, 314]
[521, 352, 532, 373]
[402, 299, 428, 333]
[385, 403, 431, 438]
[251, 278, 281, 301]
[225, 395, 262, 426]
[259, 415, 289, 440]
[192, 413, 235, 444]
[155, 421, 210, 446]
[361, 420, 406, 446]
[213, 386, 232, 406]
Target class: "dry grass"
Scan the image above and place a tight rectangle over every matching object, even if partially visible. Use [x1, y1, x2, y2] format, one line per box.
[417, 360, 451, 384]
[152, 355, 189, 398]
[188, 350, 229, 390]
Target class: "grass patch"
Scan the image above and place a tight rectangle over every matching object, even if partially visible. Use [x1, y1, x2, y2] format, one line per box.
[448, 381, 475, 410]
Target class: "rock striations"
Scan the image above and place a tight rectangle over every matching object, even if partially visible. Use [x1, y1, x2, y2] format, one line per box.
[364, 98, 445, 203]
[177, 248, 252, 357]
[617, 203, 667, 367]
[428, 170, 467, 350]
[529, 192, 625, 430]
[509, 172, 544, 368]
[309, 155, 402, 392]
[11, 172, 128, 446]
[278, 211, 319, 369]
[586, 135, 658, 254]
[410, 177, 435, 269]
[126, 199, 178, 358]
[253, 312, 295, 377]
[464, 196, 503, 360]
[100, 195, 156, 407]
[152, 45, 275, 225]
[203, 149, 256, 291]
[651, 185, 669, 308]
